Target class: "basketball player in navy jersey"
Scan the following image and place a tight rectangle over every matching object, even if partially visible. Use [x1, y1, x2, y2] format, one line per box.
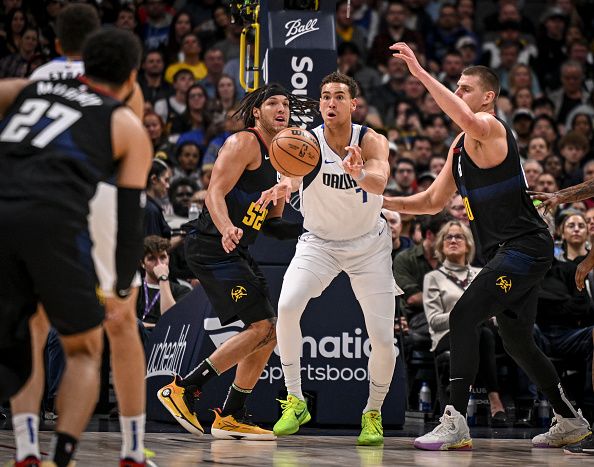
[382, 42, 591, 451]
[0, 28, 151, 467]
[257, 72, 401, 446]
[6, 6, 150, 467]
[158, 84, 318, 440]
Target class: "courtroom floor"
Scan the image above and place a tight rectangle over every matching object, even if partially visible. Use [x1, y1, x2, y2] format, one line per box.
[1, 416, 592, 466]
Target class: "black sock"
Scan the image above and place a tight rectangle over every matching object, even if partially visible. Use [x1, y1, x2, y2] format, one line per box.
[50, 432, 78, 467]
[221, 383, 252, 416]
[180, 358, 219, 389]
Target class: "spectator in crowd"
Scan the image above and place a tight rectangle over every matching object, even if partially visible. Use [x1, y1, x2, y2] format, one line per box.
[559, 131, 589, 187]
[556, 211, 589, 262]
[581, 161, 594, 209]
[512, 88, 535, 119]
[196, 4, 229, 51]
[570, 112, 594, 151]
[352, 93, 383, 129]
[586, 206, 594, 240]
[531, 115, 559, 152]
[207, 73, 238, 120]
[368, 1, 424, 71]
[439, 50, 464, 92]
[167, 177, 198, 227]
[115, 5, 137, 33]
[370, 55, 408, 123]
[0, 25, 38, 77]
[163, 10, 194, 65]
[483, 0, 535, 36]
[417, 171, 436, 192]
[526, 135, 551, 162]
[426, 3, 474, 67]
[544, 153, 566, 188]
[411, 136, 433, 173]
[172, 141, 201, 185]
[534, 6, 569, 93]
[199, 162, 213, 190]
[425, 114, 451, 157]
[138, 49, 171, 106]
[0, 7, 27, 57]
[144, 111, 176, 162]
[145, 158, 173, 239]
[423, 220, 507, 425]
[202, 106, 244, 166]
[141, 0, 172, 50]
[550, 61, 591, 126]
[335, 0, 368, 62]
[348, 0, 380, 47]
[175, 83, 210, 151]
[137, 236, 191, 334]
[198, 46, 226, 99]
[523, 159, 544, 190]
[382, 208, 413, 259]
[429, 154, 446, 176]
[507, 63, 542, 99]
[511, 108, 535, 156]
[337, 41, 381, 99]
[164, 32, 206, 84]
[535, 172, 560, 234]
[456, 0, 476, 34]
[393, 157, 416, 195]
[456, 36, 480, 67]
[154, 68, 193, 134]
[447, 193, 469, 225]
[532, 96, 556, 118]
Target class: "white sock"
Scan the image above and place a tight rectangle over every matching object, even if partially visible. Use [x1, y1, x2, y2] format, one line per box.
[13, 413, 40, 461]
[283, 363, 304, 401]
[363, 379, 390, 413]
[119, 414, 145, 462]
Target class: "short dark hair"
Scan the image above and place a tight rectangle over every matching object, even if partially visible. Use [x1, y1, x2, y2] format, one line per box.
[396, 157, 416, 169]
[172, 68, 194, 82]
[462, 65, 500, 98]
[559, 130, 590, 152]
[143, 235, 170, 257]
[320, 71, 358, 99]
[420, 212, 451, 239]
[168, 176, 198, 201]
[57, 4, 100, 55]
[83, 28, 142, 86]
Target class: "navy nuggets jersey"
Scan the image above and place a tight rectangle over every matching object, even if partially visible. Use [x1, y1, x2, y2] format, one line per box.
[301, 124, 383, 241]
[452, 117, 548, 261]
[194, 128, 278, 247]
[0, 79, 121, 218]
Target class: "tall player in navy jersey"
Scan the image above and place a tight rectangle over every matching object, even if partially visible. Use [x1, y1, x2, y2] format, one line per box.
[383, 42, 591, 451]
[257, 72, 402, 446]
[0, 29, 151, 466]
[158, 84, 318, 440]
[7, 6, 150, 467]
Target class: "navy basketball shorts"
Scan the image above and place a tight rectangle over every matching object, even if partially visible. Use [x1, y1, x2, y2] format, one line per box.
[185, 233, 275, 326]
[0, 201, 105, 337]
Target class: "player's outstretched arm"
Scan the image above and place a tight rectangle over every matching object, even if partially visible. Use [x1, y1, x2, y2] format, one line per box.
[389, 42, 500, 142]
[529, 178, 594, 214]
[257, 175, 303, 209]
[345, 129, 389, 195]
[383, 142, 458, 214]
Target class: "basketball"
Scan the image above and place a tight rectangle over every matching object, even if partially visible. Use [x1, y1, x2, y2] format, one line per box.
[269, 127, 320, 177]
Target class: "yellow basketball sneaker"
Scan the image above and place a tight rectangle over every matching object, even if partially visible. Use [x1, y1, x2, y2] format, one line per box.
[357, 410, 384, 446]
[157, 376, 204, 436]
[273, 395, 311, 436]
[210, 408, 276, 440]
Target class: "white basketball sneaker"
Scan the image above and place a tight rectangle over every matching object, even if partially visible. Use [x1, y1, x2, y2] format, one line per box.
[414, 405, 472, 451]
[532, 409, 592, 448]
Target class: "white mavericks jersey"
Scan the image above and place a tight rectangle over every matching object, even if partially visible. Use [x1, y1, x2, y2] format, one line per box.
[30, 57, 85, 80]
[301, 124, 383, 241]
[29, 57, 136, 295]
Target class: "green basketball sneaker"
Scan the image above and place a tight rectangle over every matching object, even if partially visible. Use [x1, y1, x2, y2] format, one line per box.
[357, 410, 384, 446]
[273, 395, 311, 436]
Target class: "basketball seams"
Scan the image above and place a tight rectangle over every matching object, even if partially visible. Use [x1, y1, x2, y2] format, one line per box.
[273, 138, 317, 168]
[269, 127, 321, 177]
[270, 141, 302, 177]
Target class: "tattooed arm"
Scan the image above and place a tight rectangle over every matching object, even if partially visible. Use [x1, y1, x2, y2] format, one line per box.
[528, 179, 594, 214]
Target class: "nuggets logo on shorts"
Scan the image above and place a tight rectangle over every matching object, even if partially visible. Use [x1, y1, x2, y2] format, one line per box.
[495, 275, 512, 293]
[231, 285, 247, 302]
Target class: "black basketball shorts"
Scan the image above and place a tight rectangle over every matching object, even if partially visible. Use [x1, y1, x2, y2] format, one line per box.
[0, 201, 104, 338]
[185, 233, 275, 326]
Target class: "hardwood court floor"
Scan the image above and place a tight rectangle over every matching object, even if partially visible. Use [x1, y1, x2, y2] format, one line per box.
[1, 431, 592, 466]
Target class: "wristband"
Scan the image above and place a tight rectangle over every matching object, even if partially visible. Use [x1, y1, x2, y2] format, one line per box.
[355, 169, 366, 181]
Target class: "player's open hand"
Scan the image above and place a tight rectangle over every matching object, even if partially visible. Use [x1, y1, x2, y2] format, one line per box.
[527, 191, 560, 215]
[389, 42, 424, 78]
[222, 225, 243, 253]
[343, 145, 364, 179]
[256, 179, 292, 209]
[576, 251, 594, 291]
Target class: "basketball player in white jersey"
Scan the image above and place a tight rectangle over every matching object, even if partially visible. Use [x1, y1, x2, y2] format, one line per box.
[9, 5, 150, 466]
[257, 72, 402, 446]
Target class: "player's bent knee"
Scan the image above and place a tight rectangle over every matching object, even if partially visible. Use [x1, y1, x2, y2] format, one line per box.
[60, 325, 103, 358]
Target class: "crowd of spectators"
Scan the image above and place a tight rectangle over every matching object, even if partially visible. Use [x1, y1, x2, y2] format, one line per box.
[6, 0, 594, 422]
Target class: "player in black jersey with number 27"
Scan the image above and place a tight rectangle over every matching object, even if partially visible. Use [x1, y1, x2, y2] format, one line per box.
[158, 84, 318, 440]
[383, 42, 591, 451]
